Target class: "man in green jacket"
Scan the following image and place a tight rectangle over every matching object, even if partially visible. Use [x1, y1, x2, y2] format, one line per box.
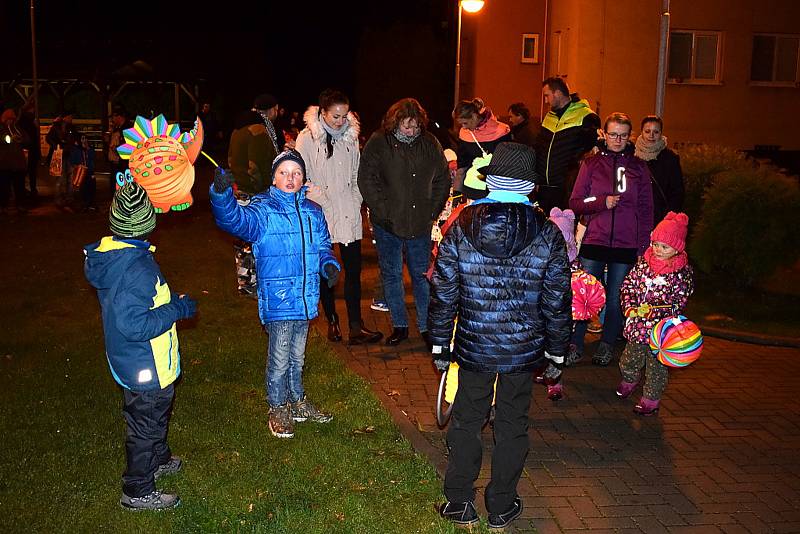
[534, 77, 600, 214]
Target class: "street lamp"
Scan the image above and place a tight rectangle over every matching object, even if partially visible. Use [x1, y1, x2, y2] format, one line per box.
[454, 0, 485, 107]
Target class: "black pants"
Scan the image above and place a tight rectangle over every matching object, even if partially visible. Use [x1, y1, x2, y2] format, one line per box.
[445, 368, 533, 514]
[0, 170, 26, 208]
[122, 384, 175, 497]
[27, 153, 40, 195]
[319, 240, 362, 328]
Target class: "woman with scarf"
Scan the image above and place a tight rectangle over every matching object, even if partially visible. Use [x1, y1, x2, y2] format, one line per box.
[359, 98, 450, 347]
[635, 115, 684, 224]
[296, 89, 383, 346]
[452, 98, 512, 201]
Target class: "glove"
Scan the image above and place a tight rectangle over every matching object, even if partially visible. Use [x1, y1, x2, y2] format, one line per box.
[432, 345, 451, 372]
[324, 263, 340, 288]
[177, 295, 197, 319]
[213, 167, 235, 193]
[624, 303, 653, 319]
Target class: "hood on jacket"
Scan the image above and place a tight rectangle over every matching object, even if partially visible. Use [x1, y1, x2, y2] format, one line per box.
[84, 237, 153, 290]
[302, 105, 360, 144]
[461, 202, 544, 259]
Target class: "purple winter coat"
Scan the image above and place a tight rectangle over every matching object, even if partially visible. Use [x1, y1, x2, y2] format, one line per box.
[569, 146, 653, 256]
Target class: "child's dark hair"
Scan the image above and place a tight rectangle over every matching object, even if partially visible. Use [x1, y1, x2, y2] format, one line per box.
[318, 89, 350, 160]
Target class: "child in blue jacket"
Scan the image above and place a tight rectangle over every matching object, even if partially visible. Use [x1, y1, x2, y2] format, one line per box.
[84, 182, 196, 510]
[210, 150, 340, 439]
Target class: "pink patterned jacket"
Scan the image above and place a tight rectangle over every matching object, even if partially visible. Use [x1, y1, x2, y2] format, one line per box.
[620, 257, 694, 344]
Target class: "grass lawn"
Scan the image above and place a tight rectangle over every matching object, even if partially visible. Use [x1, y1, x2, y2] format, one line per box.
[0, 182, 472, 533]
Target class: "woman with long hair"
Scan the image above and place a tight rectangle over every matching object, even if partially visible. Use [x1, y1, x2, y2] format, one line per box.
[296, 89, 383, 345]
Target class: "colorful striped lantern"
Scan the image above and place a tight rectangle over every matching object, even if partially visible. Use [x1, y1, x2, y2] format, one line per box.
[649, 315, 703, 368]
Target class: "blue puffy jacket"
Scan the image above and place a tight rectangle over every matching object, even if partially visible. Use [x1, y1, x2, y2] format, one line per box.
[210, 184, 339, 323]
[84, 237, 185, 391]
[428, 197, 571, 373]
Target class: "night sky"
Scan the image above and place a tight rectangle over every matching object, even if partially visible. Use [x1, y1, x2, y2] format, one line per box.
[2, 1, 457, 133]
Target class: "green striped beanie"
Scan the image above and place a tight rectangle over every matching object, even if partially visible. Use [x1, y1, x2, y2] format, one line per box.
[109, 182, 156, 238]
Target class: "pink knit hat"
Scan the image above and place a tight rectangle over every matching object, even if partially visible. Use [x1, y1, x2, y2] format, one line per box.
[549, 207, 578, 262]
[651, 211, 689, 252]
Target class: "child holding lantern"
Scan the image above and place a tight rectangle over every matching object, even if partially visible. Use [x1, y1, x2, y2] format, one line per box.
[616, 211, 694, 416]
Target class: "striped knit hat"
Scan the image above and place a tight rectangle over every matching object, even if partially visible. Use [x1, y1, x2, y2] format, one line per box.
[109, 181, 156, 238]
[478, 142, 537, 195]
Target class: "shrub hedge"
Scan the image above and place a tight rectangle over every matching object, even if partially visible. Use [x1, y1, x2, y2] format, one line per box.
[687, 167, 800, 286]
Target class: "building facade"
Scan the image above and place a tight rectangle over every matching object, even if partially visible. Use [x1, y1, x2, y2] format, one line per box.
[463, 0, 799, 150]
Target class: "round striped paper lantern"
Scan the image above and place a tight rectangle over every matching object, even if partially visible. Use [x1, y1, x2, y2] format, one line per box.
[649, 315, 703, 368]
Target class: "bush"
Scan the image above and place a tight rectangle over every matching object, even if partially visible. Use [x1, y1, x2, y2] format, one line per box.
[689, 167, 800, 286]
[676, 144, 755, 227]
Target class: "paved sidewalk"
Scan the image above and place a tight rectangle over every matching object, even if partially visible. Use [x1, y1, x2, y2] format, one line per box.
[315, 240, 800, 533]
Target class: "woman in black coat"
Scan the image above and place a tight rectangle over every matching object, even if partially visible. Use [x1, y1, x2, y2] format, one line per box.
[634, 115, 685, 224]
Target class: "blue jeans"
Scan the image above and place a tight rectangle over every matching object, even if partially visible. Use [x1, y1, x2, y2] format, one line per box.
[571, 257, 633, 351]
[266, 320, 309, 407]
[372, 223, 432, 333]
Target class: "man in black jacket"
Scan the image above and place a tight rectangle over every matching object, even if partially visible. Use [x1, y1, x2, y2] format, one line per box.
[429, 142, 571, 531]
[534, 77, 601, 213]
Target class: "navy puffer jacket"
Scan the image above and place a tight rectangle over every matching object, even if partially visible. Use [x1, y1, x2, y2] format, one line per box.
[428, 201, 571, 373]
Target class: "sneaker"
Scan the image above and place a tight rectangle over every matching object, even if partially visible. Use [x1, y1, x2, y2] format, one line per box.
[268, 404, 295, 438]
[592, 341, 614, 366]
[488, 497, 523, 531]
[120, 490, 180, 511]
[290, 396, 333, 423]
[154, 456, 182, 480]
[370, 299, 389, 312]
[438, 500, 479, 528]
[564, 344, 582, 367]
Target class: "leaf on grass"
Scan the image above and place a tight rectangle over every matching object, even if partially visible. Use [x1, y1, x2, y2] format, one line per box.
[352, 425, 375, 435]
[191, 358, 202, 365]
[352, 484, 367, 492]
[248, 503, 254, 512]
[387, 390, 400, 397]
[335, 512, 345, 521]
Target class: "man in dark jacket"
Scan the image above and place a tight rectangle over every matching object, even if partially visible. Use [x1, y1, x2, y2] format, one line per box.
[534, 77, 601, 213]
[429, 142, 571, 531]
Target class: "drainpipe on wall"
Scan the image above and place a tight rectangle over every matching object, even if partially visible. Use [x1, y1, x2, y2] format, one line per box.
[540, 0, 549, 122]
[655, 0, 671, 117]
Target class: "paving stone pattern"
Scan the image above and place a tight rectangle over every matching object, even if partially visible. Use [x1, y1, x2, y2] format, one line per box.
[318, 241, 800, 533]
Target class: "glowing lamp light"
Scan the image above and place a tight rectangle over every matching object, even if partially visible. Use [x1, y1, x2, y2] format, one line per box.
[461, 0, 485, 13]
[4, 134, 10, 144]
